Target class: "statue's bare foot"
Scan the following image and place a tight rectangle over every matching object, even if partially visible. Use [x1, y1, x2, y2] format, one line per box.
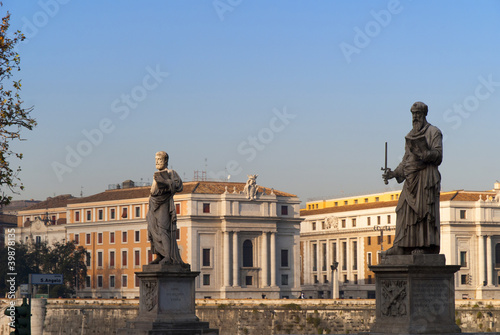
[150, 255, 163, 264]
[382, 246, 404, 258]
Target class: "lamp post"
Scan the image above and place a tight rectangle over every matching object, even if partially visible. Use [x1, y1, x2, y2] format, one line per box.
[330, 261, 339, 299]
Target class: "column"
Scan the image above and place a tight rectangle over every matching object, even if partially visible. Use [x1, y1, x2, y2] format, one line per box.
[261, 232, 269, 287]
[224, 231, 230, 287]
[478, 235, 485, 287]
[487, 235, 493, 286]
[233, 232, 239, 287]
[270, 232, 277, 287]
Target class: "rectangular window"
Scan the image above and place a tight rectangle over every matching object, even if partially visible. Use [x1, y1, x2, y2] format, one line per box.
[110, 275, 115, 288]
[97, 251, 103, 267]
[352, 241, 358, 270]
[314, 275, 318, 283]
[344, 201, 348, 205]
[175, 203, 180, 214]
[367, 217, 371, 226]
[334, 202, 338, 207]
[343, 274, 348, 283]
[122, 207, 128, 218]
[312, 244, 317, 271]
[203, 203, 210, 213]
[110, 208, 115, 220]
[175, 229, 180, 240]
[341, 219, 346, 228]
[332, 242, 337, 263]
[135, 206, 141, 218]
[312, 222, 316, 230]
[375, 197, 379, 202]
[367, 275, 373, 284]
[122, 250, 128, 267]
[281, 249, 289, 268]
[342, 242, 347, 271]
[148, 249, 153, 263]
[110, 232, 115, 244]
[461, 274, 468, 285]
[122, 275, 127, 288]
[134, 250, 140, 266]
[387, 215, 391, 224]
[388, 235, 392, 244]
[322, 243, 327, 271]
[110, 251, 115, 267]
[352, 218, 356, 227]
[98, 233, 103, 244]
[135, 230, 140, 242]
[367, 252, 372, 266]
[203, 274, 210, 286]
[86, 210, 91, 221]
[281, 274, 289, 286]
[122, 231, 127, 243]
[86, 276, 91, 288]
[354, 274, 358, 285]
[35, 236, 41, 244]
[323, 275, 328, 283]
[97, 275, 103, 288]
[364, 198, 369, 203]
[377, 216, 381, 225]
[281, 205, 288, 215]
[98, 209, 103, 220]
[74, 234, 80, 245]
[202, 249, 211, 267]
[86, 233, 91, 245]
[135, 274, 140, 287]
[367, 236, 371, 245]
[245, 276, 253, 286]
[377, 236, 382, 245]
[75, 211, 80, 222]
[86, 252, 91, 267]
[354, 199, 358, 204]
[460, 210, 467, 219]
[460, 251, 467, 267]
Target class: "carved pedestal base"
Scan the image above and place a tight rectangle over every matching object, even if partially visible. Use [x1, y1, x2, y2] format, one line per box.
[117, 264, 219, 335]
[370, 254, 461, 334]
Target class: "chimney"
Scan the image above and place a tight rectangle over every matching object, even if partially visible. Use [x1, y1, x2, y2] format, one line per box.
[122, 180, 135, 189]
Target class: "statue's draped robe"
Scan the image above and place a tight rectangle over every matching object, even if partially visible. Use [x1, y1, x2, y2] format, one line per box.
[147, 168, 184, 263]
[393, 123, 442, 250]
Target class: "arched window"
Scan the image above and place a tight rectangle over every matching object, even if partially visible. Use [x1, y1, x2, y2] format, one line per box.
[243, 239, 253, 267]
[495, 243, 500, 267]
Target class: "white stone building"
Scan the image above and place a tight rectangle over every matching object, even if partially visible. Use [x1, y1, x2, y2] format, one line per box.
[300, 183, 500, 299]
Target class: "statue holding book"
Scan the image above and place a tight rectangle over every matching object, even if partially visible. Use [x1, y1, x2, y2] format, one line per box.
[146, 151, 187, 265]
[382, 102, 443, 255]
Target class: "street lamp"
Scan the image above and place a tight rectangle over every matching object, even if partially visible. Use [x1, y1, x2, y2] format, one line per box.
[330, 262, 339, 299]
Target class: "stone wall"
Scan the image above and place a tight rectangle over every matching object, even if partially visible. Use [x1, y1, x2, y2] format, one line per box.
[1, 298, 500, 334]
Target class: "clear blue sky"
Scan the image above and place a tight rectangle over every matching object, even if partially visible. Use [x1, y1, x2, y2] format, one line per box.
[2, 0, 500, 205]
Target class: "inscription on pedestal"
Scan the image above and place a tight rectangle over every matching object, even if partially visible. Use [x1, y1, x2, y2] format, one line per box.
[381, 280, 408, 317]
[159, 280, 191, 313]
[412, 280, 449, 317]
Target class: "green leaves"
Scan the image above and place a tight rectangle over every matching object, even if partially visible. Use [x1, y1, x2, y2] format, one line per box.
[0, 4, 36, 206]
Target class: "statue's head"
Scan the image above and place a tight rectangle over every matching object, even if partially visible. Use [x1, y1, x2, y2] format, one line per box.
[155, 151, 169, 170]
[410, 101, 428, 131]
[410, 101, 428, 116]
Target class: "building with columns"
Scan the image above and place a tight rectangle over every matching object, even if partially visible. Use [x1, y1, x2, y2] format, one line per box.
[15, 179, 301, 299]
[300, 182, 500, 299]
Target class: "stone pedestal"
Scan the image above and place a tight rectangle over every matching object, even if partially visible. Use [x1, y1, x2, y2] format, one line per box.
[370, 254, 461, 334]
[118, 264, 219, 335]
